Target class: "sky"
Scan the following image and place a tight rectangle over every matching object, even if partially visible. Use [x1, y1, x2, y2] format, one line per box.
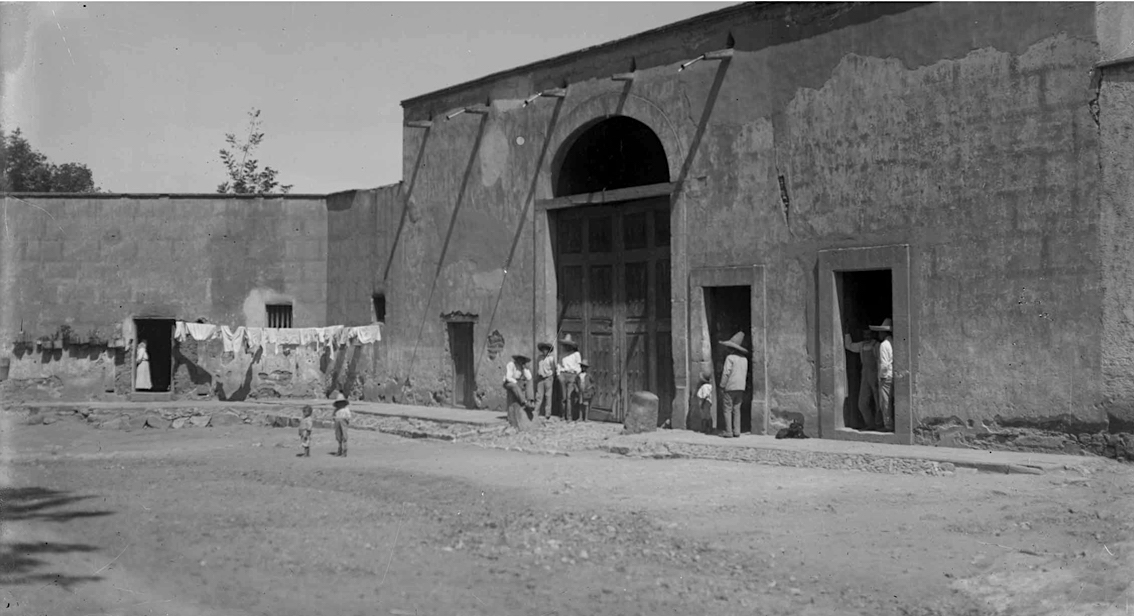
[0, 1, 735, 194]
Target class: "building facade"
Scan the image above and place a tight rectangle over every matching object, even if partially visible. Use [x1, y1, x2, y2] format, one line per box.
[378, 1, 1134, 450]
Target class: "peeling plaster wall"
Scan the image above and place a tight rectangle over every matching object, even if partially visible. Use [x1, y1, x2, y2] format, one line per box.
[0, 195, 328, 399]
[391, 0, 1120, 448]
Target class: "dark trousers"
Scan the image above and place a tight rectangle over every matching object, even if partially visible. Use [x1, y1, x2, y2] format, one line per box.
[722, 390, 743, 436]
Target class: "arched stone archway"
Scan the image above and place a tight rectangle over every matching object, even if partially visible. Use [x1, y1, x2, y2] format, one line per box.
[540, 108, 677, 425]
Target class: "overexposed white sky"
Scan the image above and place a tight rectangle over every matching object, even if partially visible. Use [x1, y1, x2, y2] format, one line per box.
[0, 1, 735, 193]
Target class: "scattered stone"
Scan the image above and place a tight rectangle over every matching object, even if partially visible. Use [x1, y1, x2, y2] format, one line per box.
[171, 417, 188, 429]
[939, 462, 955, 472]
[41, 415, 58, 425]
[144, 414, 171, 429]
[209, 411, 242, 427]
[188, 415, 210, 428]
[24, 413, 44, 426]
[99, 416, 132, 431]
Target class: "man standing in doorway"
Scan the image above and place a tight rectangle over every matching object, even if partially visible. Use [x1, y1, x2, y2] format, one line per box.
[718, 332, 749, 438]
[557, 334, 582, 421]
[871, 318, 895, 432]
[533, 342, 556, 418]
[843, 328, 881, 431]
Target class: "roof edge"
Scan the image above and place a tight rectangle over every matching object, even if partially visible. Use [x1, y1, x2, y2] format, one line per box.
[400, 1, 756, 109]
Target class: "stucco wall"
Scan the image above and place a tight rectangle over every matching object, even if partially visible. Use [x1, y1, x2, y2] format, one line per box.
[0, 194, 329, 398]
[389, 0, 1117, 446]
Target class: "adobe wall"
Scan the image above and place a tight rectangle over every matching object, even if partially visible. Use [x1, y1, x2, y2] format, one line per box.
[0, 194, 330, 400]
[388, 1, 1130, 457]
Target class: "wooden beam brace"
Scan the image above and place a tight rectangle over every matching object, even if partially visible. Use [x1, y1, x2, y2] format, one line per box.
[535, 182, 675, 211]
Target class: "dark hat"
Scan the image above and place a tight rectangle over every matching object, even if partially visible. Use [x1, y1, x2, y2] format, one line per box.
[511, 353, 531, 363]
[558, 333, 579, 349]
[537, 341, 553, 352]
[869, 318, 893, 332]
[719, 332, 748, 353]
[332, 391, 349, 406]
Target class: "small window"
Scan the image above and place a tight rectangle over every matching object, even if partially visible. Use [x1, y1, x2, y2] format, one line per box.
[267, 304, 293, 328]
[372, 294, 386, 322]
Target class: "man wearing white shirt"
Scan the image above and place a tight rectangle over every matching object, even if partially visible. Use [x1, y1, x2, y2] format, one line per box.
[556, 334, 582, 421]
[503, 352, 533, 428]
[870, 318, 895, 432]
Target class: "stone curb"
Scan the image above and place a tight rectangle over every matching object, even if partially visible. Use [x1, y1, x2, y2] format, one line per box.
[597, 440, 1082, 476]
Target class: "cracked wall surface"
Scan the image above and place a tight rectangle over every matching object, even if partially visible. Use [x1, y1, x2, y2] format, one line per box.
[388, 1, 1130, 451]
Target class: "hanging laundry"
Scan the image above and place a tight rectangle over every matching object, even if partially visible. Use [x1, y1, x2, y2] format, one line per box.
[221, 326, 246, 353]
[322, 326, 344, 346]
[336, 327, 350, 346]
[278, 329, 301, 346]
[174, 321, 189, 342]
[264, 328, 279, 345]
[301, 328, 320, 345]
[354, 324, 382, 344]
[245, 327, 264, 352]
[186, 322, 218, 341]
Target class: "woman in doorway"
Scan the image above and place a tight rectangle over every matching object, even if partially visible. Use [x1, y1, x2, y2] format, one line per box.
[135, 340, 152, 391]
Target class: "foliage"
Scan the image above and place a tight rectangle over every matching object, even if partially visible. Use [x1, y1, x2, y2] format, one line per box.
[0, 128, 99, 192]
[216, 108, 293, 195]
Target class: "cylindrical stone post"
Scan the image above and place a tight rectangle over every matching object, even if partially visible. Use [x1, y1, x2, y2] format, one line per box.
[624, 391, 659, 434]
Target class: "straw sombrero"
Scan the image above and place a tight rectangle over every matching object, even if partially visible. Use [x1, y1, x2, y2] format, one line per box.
[332, 391, 349, 406]
[719, 332, 748, 353]
[869, 318, 893, 332]
[537, 341, 553, 352]
[580, 358, 589, 368]
[558, 333, 579, 349]
[511, 353, 531, 363]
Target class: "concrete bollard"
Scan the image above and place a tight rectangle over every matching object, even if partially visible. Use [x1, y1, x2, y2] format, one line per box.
[624, 391, 659, 434]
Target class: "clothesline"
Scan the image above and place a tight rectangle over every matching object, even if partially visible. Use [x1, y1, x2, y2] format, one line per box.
[173, 321, 381, 355]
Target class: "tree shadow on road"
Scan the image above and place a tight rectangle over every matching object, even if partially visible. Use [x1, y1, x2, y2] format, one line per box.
[0, 487, 116, 589]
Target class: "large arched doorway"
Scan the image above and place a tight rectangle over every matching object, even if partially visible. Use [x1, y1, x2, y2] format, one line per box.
[551, 116, 674, 424]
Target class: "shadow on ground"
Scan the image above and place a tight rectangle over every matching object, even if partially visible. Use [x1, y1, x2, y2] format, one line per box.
[0, 486, 115, 588]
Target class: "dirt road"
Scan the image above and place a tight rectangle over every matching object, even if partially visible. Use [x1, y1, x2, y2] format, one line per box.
[2, 414, 1131, 616]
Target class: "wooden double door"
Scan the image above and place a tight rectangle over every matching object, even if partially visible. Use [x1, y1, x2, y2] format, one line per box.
[554, 197, 674, 423]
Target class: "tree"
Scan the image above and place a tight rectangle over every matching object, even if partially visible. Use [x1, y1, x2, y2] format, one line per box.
[216, 108, 293, 195]
[0, 128, 99, 193]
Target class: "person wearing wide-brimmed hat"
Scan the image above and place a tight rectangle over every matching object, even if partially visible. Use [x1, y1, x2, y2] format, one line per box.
[556, 334, 582, 421]
[331, 391, 351, 457]
[533, 342, 556, 419]
[503, 352, 534, 428]
[869, 318, 894, 431]
[843, 327, 882, 431]
[718, 332, 749, 438]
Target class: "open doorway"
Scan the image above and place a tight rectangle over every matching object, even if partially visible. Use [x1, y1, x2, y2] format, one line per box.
[134, 319, 174, 393]
[448, 321, 476, 409]
[704, 286, 752, 434]
[835, 270, 892, 431]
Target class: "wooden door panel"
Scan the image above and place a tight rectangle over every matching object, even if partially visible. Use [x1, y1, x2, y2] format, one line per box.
[625, 261, 649, 320]
[587, 333, 617, 416]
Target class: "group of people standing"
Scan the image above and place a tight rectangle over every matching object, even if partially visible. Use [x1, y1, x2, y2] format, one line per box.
[503, 333, 596, 426]
[843, 318, 895, 432]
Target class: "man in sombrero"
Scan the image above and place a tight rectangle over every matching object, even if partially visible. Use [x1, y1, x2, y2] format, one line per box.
[718, 332, 749, 438]
[556, 333, 582, 421]
[503, 351, 534, 428]
[871, 318, 894, 432]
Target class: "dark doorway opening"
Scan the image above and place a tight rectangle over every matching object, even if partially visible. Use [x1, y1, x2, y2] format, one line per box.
[704, 286, 752, 434]
[835, 269, 893, 431]
[134, 319, 174, 393]
[448, 321, 475, 409]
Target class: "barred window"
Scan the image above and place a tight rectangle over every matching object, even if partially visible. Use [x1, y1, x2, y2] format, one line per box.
[267, 304, 293, 328]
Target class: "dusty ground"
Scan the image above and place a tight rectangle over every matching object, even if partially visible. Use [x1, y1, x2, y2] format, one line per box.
[2, 412, 1132, 616]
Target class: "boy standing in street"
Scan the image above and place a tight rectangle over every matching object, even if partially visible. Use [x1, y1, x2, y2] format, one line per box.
[576, 358, 595, 422]
[332, 392, 351, 457]
[534, 342, 556, 418]
[297, 405, 314, 458]
[718, 333, 749, 438]
[695, 369, 714, 434]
